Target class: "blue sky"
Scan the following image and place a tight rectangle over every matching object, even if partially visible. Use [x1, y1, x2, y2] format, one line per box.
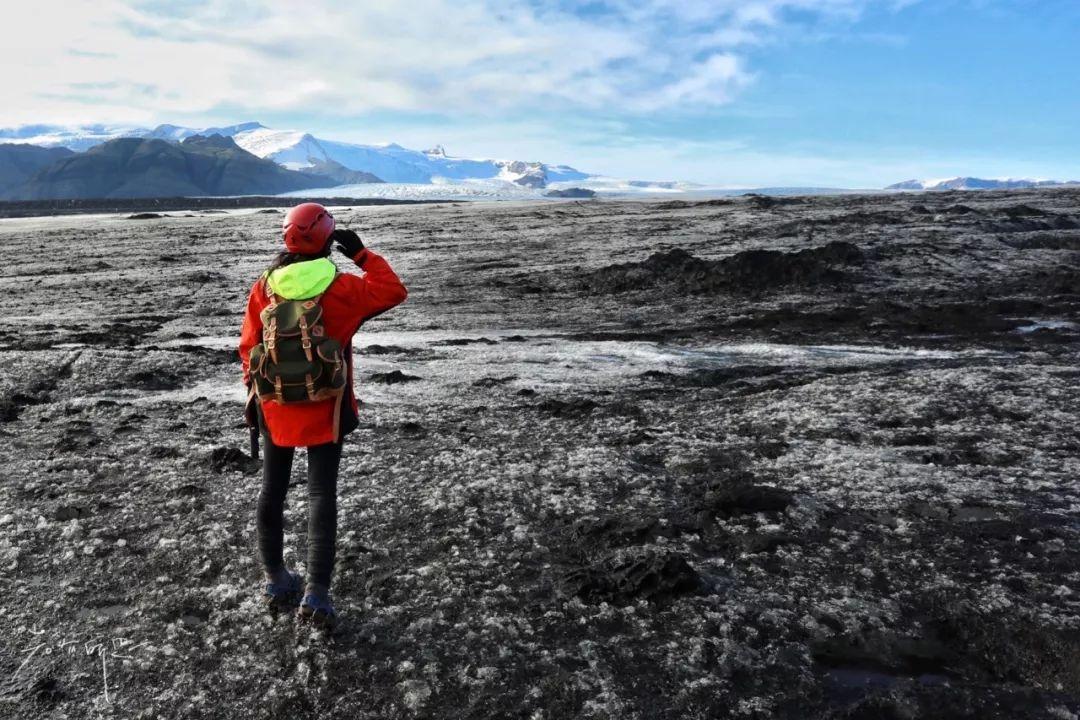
[4, 0, 1079, 186]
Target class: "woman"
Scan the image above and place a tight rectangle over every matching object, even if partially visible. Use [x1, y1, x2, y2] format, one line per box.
[239, 202, 408, 628]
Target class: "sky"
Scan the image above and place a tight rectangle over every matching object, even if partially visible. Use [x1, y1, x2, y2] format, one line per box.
[2, 0, 1079, 187]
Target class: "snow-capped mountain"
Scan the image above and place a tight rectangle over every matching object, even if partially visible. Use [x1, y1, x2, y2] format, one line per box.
[0, 124, 145, 152]
[233, 127, 588, 187]
[2, 134, 340, 201]
[887, 177, 1078, 191]
[0, 121, 590, 188]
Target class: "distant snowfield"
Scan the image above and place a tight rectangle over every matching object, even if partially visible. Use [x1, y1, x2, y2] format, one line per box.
[277, 177, 762, 202]
[280, 180, 542, 202]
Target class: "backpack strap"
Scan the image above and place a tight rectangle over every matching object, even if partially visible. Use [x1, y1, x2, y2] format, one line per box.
[265, 316, 279, 364]
[297, 314, 314, 362]
[331, 389, 343, 443]
[263, 276, 278, 304]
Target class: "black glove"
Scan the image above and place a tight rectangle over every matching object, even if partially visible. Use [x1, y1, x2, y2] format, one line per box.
[330, 229, 365, 259]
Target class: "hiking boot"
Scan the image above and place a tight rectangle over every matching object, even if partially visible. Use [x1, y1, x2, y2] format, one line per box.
[297, 592, 337, 630]
[263, 570, 303, 613]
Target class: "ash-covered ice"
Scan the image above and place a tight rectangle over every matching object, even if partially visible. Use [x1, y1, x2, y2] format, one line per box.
[0, 189, 1078, 718]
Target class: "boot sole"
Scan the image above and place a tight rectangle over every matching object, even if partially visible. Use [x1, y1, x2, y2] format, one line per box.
[265, 591, 301, 614]
[297, 606, 337, 630]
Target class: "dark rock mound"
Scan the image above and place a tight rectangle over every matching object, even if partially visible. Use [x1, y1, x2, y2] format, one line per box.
[985, 206, 1080, 232]
[538, 397, 598, 418]
[127, 212, 165, 220]
[812, 632, 956, 677]
[544, 188, 596, 199]
[942, 204, 980, 215]
[473, 375, 517, 387]
[54, 504, 89, 521]
[720, 242, 865, 289]
[434, 337, 498, 346]
[368, 370, 421, 384]
[829, 210, 908, 225]
[1019, 268, 1080, 295]
[126, 369, 185, 391]
[1003, 233, 1080, 250]
[163, 345, 237, 365]
[742, 193, 804, 210]
[738, 531, 798, 554]
[703, 482, 795, 517]
[932, 611, 1080, 692]
[664, 365, 789, 392]
[918, 437, 1019, 467]
[561, 550, 701, 604]
[362, 344, 413, 355]
[52, 424, 100, 452]
[890, 430, 937, 446]
[208, 447, 259, 474]
[184, 270, 227, 284]
[1, 660, 65, 707]
[588, 248, 712, 294]
[584, 241, 864, 294]
[0, 392, 43, 423]
[999, 203, 1046, 218]
[571, 515, 663, 546]
[399, 421, 425, 435]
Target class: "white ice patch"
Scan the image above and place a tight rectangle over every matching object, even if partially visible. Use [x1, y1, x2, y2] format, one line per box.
[101, 331, 1009, 408]
[94, 333, 1006, 408]
[71, 376, 245, 406]
[1014, 319, 1078, 334]
[145, 378, 246, 405]
[353, 336, 1004, 404]
[648, 343, 978, 367]
[153, 336, 238, 350]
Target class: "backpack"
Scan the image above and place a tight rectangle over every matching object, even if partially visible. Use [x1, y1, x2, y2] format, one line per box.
[248, 276, 348, 411]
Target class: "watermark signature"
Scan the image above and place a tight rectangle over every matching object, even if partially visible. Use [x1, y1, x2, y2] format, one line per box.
[13, 634, 150, 704]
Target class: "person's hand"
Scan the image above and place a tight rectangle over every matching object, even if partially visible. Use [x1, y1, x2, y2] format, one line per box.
[330, 229, 364, 258]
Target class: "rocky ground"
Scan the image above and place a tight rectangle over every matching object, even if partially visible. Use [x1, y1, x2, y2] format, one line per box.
[0, 190, 1077, 719]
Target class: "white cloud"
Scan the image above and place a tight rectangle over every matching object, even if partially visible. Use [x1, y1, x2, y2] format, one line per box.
[1, 0, 904, 125]
[643, 54, 750, 110]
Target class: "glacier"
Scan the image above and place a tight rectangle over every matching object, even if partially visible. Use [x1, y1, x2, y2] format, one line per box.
[0, 121, 590, 189]
[886, 177, 1079, 191]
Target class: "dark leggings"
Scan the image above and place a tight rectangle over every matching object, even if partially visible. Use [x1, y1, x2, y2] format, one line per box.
[256, 435, 342, 590]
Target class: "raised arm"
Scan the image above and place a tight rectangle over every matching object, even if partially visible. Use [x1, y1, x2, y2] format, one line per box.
[331, 229, 408, 324]
[346, 248, 409, 324]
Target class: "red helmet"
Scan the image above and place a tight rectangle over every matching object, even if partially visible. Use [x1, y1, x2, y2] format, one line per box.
[282, 203, 335, 254]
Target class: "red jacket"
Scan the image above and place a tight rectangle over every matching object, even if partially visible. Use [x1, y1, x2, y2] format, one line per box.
[239, 248, 408, 447]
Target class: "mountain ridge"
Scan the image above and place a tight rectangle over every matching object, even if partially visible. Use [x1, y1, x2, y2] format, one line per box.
[0, 121, 590, 189]
[0, 144, 76, 195]
[887, 177, 1080, 191]
[0, 134, 346, 200]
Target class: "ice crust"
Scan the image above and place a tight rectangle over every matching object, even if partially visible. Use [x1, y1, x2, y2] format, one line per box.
[0, 190, 1077, 718]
